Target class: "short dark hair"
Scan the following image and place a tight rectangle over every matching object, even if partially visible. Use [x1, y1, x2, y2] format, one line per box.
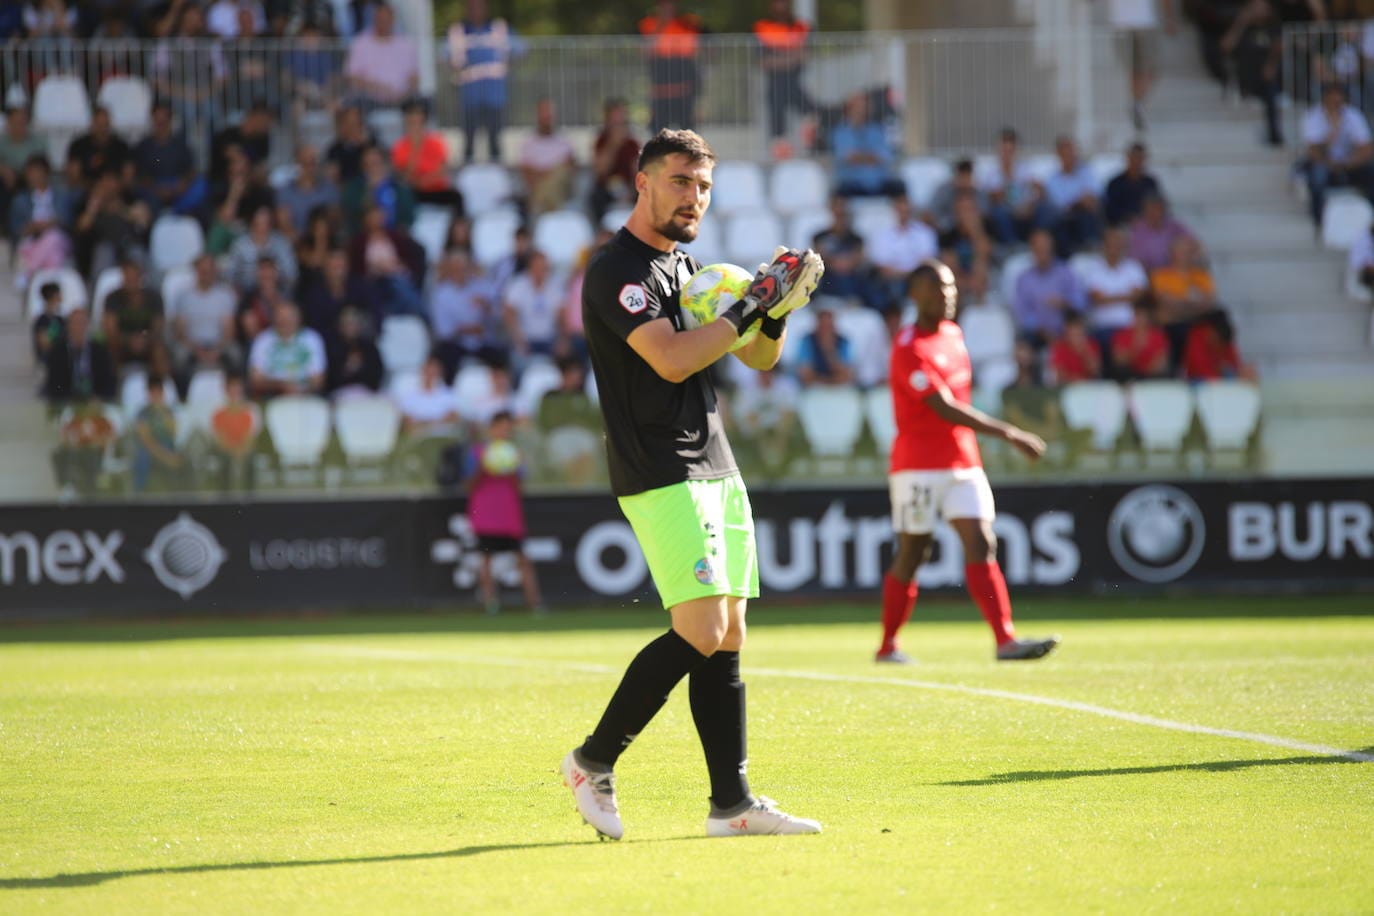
[24, 153, 50, 173]
[907, 258, 951, 289]
[954, 157, 974, 174]
[490, 410, 514, 425]
[638, 129, 716, 173]
[1063, 310, 1084, 327]
[999, 127, 1018, 143]
[147, 375, 165, 392]
[40, 281, 60, 300]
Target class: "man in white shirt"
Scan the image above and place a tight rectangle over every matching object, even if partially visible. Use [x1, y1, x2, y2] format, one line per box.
[1300, 83, 1374, 231]
[1044, 135, 1102, 256]
[345, 2, 419, 107]
[247, 302, 327, 398]
[502, 250, 564, 364]
[395, 355, 461, 436]
[170, 254, 240, 377]
[1081, 226, 1148, 349]
[867, 195, 938, 285]
[518, 98, 575, 217]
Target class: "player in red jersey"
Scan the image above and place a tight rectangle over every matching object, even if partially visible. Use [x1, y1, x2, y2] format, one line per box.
[878, 260, 1060, 663]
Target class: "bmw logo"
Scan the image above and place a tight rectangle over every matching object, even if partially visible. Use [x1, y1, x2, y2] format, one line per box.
[1107, 485, 1206, 583]
[144, 513, 227, 599]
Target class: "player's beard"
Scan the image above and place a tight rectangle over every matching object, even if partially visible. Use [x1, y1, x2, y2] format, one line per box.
[652, 193, 700, 243]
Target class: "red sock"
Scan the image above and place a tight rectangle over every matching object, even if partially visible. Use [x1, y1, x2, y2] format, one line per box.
[965, 561, 1015, 646]
[879, 574, 918, 654]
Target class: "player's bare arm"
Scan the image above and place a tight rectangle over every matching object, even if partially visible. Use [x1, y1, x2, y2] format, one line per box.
[921, 388, 1046, 460]
[626, 315, 741, 383]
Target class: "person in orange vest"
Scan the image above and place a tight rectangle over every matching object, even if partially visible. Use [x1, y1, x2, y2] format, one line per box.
[448, 0, 520, 164]
[753, 0, 817, 156]
[638, 0, 704, 133]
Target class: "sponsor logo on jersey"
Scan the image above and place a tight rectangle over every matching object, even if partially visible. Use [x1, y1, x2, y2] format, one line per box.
[618, 283, 648, 314]
[909, 370, 930, 391]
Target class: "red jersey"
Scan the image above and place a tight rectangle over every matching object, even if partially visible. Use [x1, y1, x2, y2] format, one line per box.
[889, 320, 982, 471]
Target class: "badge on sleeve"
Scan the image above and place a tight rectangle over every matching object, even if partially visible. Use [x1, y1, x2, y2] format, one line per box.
[909, 370, 930, 391]
[618, 284, 648, 314]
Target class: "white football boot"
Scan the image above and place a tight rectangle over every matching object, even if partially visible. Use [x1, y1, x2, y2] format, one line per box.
[560, 750, 623, 840]
[705, 796, 822, 837]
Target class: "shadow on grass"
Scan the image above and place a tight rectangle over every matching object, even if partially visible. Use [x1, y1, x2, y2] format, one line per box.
[4, 593, 1372, 645]
[0, 835, 710, 890]
[940, 747, 1374, 785]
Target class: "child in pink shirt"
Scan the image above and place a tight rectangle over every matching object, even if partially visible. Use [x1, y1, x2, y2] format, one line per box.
[465, 410, 545, 615]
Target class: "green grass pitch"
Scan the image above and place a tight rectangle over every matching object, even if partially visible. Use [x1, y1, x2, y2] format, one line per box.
[2, 595, 1372, 914]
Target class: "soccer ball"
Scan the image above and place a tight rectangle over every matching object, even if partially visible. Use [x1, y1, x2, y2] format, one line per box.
[481, 440, 521, 476]
[680, 262, 759, 351]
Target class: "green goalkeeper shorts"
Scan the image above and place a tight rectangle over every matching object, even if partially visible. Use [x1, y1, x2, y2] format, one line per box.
[618, 474, 760, 610]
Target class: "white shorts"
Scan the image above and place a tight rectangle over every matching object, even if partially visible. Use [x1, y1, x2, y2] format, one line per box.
[888, 467, 996, 535]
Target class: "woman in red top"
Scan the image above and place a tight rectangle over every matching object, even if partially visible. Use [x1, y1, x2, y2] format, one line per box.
[391, 100, 465, 210]
[1110, 299, 1170, 380]
[1183, 308, 1256, 381]
[1047, 311, 1102, 383]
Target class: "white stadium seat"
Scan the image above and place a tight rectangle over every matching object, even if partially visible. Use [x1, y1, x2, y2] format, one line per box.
[453, 363, 495, 405]
[709, 161, 767, 217]
[864, 386, 896, 453]
[958, 305, 1015, 371]
[1088, 153, 1124, 191]
[366, 108, 405, 148]
[96, 76, 152, 138]
[334, 395, 401, 463]
[835, 305, 890, 388]
[534, 210, 594, 267]
[769, 160, 829, 216]
[386, 369, 421, 399]
[1061, 380, 1127, 451]
[679, 213, 725, 264]
[787, 209, 834, 251]
[1194, 380, 1261, 450]
[33, 75, 91, 132]
[601, 206, 633, 232]
[90, 266, 123, 324]
[1129, 380, 1194, 451]
[998, 250, 1034, 308]
[149, 216, 205, 273]
[900, 157, 952, 208]
[120, 370, 180, 420]
[412, 205, 453, 265]
[472, 209, 522, 266]
[1322, 192, 1372, 250]
[1022, 153, 1060, 185]
[1068, 252, 1100, 286]
[797, 386, 865, 457]
[515, 358, 563, 417]
[975, 356, 1018, 394]
[850, 199, 897, 247]
[25, 267, 88, 321]
[725, 212, 785, 268]
[456, 163, 516, 216]
[265, 396, 332, 468]
[377, 315, 430, 375]
[160, 266, 195, 316]
[184, 369, 228, 435]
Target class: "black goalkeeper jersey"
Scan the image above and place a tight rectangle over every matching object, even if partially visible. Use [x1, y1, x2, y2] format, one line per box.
[581, 228, 738, 497]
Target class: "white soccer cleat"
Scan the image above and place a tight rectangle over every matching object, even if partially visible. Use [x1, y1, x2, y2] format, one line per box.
[996, 636, 1060, 661]
[560, 750, 623, 840]
[705, 796, 822, 837]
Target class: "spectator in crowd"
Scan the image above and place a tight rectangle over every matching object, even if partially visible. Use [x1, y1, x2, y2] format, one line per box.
[1045, 135, 1102, 255]
[503, 250, 564, 367]
[286, 20, 343, 117]
[999, 339, 1064, 449]
[461, 359, 518, 426]
[1013, 227, 1086, 347]
[1104, 141, 1161, 226]
[52, 396, 116, 497]
[1183, 307, 1257, 381]
[237, 256, 289, 344]
[210, 102, 273, 188]
[223, 11, 276, 118]
[1082, 225, 1149, 349]
[832, 91, 904, 198]
[276, 144, 339, 238]
[938, 192, 994, 304]
[132, 101, 200, 217]
[519, 97, 576, 218]
[559, 231, 609, 363]
[488, 224, 533, 292]
[152, 2, 225, 136]
[1107, 0, 1176, 131]
[66, 107, 131, 191]
[10, 154, 75, 290]
[1110, 299, 1170, 380]
[210, 373, 258, 492]
[0, 106, 47, 230]
[73, 167, 151, 280]
[929, 159, 989, 233]
[796, 304, 854, 386]
[132, 375, 184, 492]
[44, 308, 116, 404]
[207, 0, 264, 38]
[447, 0, 518, 164]
[23, 0, 78, 36]
[590, 98, 641, 226]
[1046, 311, 1103, 384]
[343, 144, 415, 234]
[538, 357, 602, 485]
[868, 195, 939, 287]
[103, 258, 169, 376]
[392, 100, 464, 209]
[169, 253, 240, 382]
[348, 203, 426, 318]
[32, 281, 65, 361]
[464, 409, 545, 615]
[326, 307, 384, 398]
[1151, 234, 1219, 364]
[1221, 0, 1321, 147]
[294, 206, 342, 298]
[228, 205, 298, 292]
[326, 104, 377, 185]
[812, 196, 886, 312]
[431, 249, 501, 375]
[638, 0, 703, 132]
[1128, 193, 1195, 272]
[1348, 220, 1374, 294]
[344, 1, 417, 108]
[300, 247, 371, 340]
[444, 214, 475, 255]
[208, 145, 276, 254]
[754, 0, 817, 158]
[730, 365, 799, 474]
[979, 126, 1050, 244]
[1298, 82, 1374, 231]
[247, 301, 327, 397]
[395, 353, 461, 436]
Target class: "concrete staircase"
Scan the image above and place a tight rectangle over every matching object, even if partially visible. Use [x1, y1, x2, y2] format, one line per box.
[0, 243, 60, 502]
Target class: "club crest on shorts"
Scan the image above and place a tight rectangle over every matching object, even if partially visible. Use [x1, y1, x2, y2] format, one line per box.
[618, 283, 648, 314]
[693, 557, 716, 585]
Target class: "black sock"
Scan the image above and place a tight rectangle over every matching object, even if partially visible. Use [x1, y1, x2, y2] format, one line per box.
[689, 649, 751, 812]
[579, 629, 706, 768]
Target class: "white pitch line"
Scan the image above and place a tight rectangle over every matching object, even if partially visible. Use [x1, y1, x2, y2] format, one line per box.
[310, 645, 1374, 764]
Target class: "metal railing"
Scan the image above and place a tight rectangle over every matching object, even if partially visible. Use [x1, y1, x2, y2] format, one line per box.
[1281, 21, 1374, 148]
[0, 28, 1128, 166]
